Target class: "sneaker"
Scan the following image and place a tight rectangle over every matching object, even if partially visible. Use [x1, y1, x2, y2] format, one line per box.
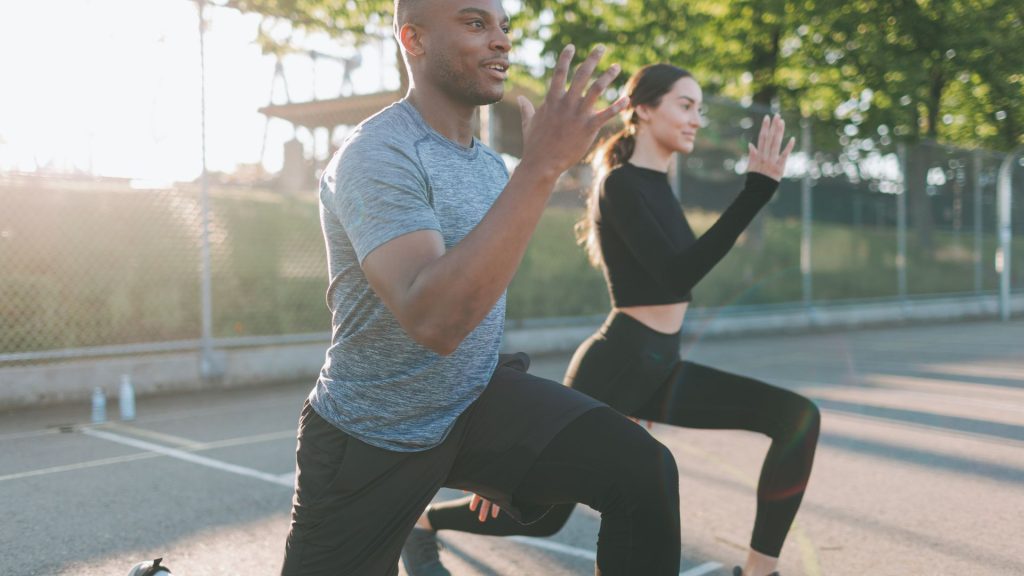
[732, 568, 780, 576]
[401, 528, 451, 576]
[126, 558, 172, 576]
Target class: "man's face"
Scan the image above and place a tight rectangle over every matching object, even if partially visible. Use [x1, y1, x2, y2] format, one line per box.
[419, 0, 511, 106]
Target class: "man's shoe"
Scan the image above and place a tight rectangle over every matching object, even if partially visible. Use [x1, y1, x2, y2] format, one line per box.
[401, 528, 451, 576]
[732, 568, 780, 576]
[127, 558, 172, 576]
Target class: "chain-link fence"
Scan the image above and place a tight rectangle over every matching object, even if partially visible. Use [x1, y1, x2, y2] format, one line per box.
[0, 174, 329, 367]
[505, 97, 1024, 324]
[2, 2, 1022, 371]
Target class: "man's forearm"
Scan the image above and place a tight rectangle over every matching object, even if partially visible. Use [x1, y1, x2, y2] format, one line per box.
[401, 160, 560, 353]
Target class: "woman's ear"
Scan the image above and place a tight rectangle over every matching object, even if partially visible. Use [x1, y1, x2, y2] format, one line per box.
[634, 104, 651, 124]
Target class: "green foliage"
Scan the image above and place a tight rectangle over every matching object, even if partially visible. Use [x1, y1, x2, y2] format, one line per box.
[231, 0, 1024, 151]
[208, 191, 330, 337]
[0, 184, 329, 354]
[507, 203, 1023, 316]
[1, 186, 204, 352]
[798, 0, 1024, 149]
[507, 206, 609, 319]
[231, 0, 394, 38]
[4, 183, 1021, 355]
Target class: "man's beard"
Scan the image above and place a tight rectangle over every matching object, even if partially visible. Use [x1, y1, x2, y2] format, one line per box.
[433, 51, 504, 106]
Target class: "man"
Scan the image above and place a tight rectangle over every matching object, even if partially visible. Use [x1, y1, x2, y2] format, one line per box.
[280, 1, 682, 574]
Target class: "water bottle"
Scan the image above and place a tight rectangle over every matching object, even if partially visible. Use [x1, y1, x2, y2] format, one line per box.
[119, 374, 135, 421]
[91, 387, 106, 424]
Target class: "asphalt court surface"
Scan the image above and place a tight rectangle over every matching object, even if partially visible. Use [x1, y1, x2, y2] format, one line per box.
[2, 319, 1023, 575]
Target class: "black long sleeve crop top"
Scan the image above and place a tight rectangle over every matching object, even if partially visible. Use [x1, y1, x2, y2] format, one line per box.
[595, 163, 779, 307]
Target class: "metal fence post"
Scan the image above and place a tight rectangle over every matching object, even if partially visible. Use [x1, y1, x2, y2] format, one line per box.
[896, 142, 908, 302]
[973, 150, 984, 294]
[800, 117, 813, 310]
[197, 0, 218, 378]
[996, 147, 1021, 321]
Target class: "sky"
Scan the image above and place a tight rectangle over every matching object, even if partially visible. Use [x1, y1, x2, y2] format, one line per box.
[0, 1, 904, 187]
[0, 0, 399, 182]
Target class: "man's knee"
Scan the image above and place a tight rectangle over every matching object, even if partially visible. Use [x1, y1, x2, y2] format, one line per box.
[609, 429, 679, 512]
[634, 437, 678, 501]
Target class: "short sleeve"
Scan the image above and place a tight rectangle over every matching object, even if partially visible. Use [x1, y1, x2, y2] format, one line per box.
[324, 137, 441, 263]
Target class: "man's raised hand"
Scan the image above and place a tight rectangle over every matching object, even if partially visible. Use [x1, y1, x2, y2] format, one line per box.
[518, 45, 628, 177]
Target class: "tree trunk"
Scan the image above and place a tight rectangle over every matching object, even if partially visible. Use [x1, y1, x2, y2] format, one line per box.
[907, 139, 935, 253]
[907, 68, 945, 253]
[746, 16, 782, 255]
[926, 69, 944, 139]
[751, 26, 781, 107]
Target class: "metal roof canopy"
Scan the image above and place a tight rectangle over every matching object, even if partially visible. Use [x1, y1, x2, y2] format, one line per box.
[258, 91, 403, 130]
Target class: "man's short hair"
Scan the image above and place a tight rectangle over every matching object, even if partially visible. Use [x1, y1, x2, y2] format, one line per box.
[394, 0, 428, 30]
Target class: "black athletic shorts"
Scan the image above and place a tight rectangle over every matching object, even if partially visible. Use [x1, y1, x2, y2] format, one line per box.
[281, 353, 604, 576]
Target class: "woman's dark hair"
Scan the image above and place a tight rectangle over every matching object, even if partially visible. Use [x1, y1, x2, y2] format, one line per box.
[576, 63, 693, 268]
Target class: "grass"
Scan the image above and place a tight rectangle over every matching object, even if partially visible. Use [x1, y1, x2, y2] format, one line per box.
[2, 182, 1021, 355]
[508, 204, 1022, 316]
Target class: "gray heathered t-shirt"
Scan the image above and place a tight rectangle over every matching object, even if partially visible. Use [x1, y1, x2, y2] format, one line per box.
[310, 100, 510, 452]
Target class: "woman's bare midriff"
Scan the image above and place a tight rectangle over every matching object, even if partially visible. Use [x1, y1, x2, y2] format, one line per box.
[617, 302, 688, 335]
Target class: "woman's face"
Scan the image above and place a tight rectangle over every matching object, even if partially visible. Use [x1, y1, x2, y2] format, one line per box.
[637, 76, 703, 155]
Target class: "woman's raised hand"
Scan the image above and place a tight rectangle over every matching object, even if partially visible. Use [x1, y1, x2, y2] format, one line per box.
[747, 114, 796, 181]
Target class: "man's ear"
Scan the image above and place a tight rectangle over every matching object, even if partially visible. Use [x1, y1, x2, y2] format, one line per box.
[398, 23, 425, 58]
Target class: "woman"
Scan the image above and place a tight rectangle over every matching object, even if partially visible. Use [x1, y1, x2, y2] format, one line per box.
[402, 64, 820, 576]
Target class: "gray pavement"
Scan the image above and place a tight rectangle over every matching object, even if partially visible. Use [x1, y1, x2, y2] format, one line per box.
[2, 319, 1023, 575]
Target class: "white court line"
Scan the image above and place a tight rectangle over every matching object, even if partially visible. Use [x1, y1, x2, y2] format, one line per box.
[0, 452, 160, 483]
[199, 429, 297, 450]
[83, 429, 719, 575]
[105, 422, 206, 450]
[507, 537, 721, 576]
[0, 428, 297, 484]
[507, 536, 596, 561]
[82, 428, 293, 488]
[0, 428, 61, 442]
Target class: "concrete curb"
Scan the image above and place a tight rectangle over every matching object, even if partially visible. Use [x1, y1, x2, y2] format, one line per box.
[504, 294, 1024, 355]
[2, 294, 1022, 410]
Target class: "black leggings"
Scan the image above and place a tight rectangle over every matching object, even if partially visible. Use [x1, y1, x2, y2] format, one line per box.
[512, 407, 680, 574]
[429, 312, 820, 558]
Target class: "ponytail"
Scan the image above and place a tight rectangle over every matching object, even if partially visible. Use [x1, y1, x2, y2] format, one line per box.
[575, 127, 635, 268]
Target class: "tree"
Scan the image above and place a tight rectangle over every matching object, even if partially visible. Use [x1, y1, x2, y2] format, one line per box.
[796, 0, 1024, 248]
[228, 0, 409, 90]
[230, 0, 1023, 151]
